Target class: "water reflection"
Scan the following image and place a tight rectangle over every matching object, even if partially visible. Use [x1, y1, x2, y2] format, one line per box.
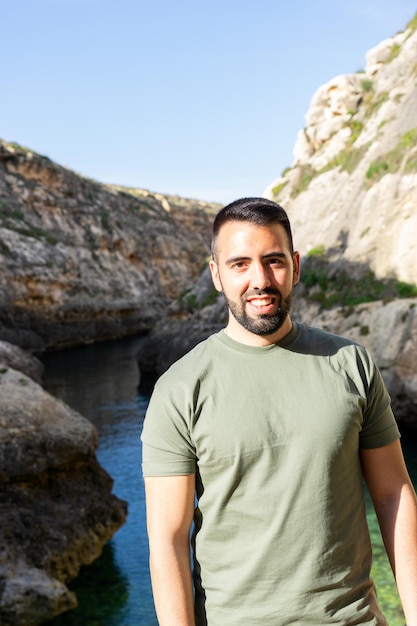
[42, 335, 158, 626]
[45, 543, 129, 626]
[41, 336, 144, 416]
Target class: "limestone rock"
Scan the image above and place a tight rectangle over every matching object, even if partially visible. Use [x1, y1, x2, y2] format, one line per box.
[365, 31, 409, 76]
[0, 562, 76, 626]
[255, 15, 417, 425]
[0, 367, 127, 624]
[0, 340, 43, 383]
[264, 17, 417, 286]
[138, 41, 417, 428]
[0, 142, 219, 351]
[303, 74, 364, 153]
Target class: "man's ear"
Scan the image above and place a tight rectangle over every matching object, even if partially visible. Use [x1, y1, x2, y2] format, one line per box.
[209, 259, 223, 292]
[292, 251, 301, 286]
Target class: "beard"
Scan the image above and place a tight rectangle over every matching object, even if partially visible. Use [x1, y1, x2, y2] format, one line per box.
[223, 287, 293, 336]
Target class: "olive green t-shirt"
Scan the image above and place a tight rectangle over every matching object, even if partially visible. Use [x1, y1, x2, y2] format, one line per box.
[141, 323, 400, 625]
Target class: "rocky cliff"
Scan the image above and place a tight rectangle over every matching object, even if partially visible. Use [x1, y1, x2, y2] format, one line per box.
[0, 141, 219, 622]
[138, 14, 417, 427]
[1, 13, 417, 622]
[0, 141, 219, 351]
[0, 341, 127, 624]
[263, 13, 417, 425]
[264, 13, 417, 285]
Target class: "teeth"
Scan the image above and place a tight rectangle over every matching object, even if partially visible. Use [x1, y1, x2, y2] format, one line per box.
[250, 299, 273, 306]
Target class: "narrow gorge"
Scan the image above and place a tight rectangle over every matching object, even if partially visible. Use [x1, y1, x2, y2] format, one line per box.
[1, 11, 417, 624]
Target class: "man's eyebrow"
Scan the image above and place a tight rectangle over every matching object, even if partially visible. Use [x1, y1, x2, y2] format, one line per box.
[262, 252, 287, 259]
[225, 255, 251, 265]
[225, 252, 287, 265]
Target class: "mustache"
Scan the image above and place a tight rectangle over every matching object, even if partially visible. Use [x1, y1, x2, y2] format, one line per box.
[244, 287, 281, 299]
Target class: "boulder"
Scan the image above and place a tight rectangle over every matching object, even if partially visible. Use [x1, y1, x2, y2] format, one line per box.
[0, 340, 43, 384]
[0, 366, 127, 624]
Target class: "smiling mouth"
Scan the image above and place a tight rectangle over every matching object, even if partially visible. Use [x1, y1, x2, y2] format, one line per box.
[248, 297, 274, 306]
[246, 296, 277, 313]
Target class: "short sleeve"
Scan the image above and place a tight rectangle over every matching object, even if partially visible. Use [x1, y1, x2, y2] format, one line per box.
[141, 379, 197, 477]
[359, 355, 400, 449]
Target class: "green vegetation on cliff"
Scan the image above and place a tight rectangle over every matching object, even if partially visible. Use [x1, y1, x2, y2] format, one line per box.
[301, 250, 417, 311]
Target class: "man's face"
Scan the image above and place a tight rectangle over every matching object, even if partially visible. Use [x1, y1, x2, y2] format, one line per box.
[209, 220, 300, 346]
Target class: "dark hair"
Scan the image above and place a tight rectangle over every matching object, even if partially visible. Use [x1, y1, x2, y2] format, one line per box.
[211, 197, 294, 259]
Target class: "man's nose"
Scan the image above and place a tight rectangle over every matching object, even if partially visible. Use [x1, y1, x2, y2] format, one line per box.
[251, 263, 271, 290]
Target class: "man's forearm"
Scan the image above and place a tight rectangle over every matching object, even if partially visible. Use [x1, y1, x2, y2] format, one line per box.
[149, 538, 195, 626]
[144, 474, 196, 625]
[391, 484, 417, 626]
[376, 483, 417, 626]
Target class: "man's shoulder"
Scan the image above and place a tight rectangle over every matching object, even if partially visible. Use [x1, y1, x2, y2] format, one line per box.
[157, 331, 222, 381]
[294, 323, 369, 358]
[294, 323, 375, 378]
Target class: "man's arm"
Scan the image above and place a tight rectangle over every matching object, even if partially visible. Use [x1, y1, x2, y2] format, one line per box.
[144, 474, 196, 626]
[361, 440, 417, 626]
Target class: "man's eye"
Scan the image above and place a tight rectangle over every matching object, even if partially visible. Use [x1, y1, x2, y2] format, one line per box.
[269, 258, 284, 266]
[232, 262, 247, 270]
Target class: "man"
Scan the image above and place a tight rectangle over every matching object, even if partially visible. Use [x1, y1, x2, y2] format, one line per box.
[141, 197, 417, 625]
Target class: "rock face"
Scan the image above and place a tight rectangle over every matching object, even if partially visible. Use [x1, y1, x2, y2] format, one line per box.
[0, 113, 217, 625]
[0, 345, 127, 624]
[138, 15, 417, 427]
[261, 14, 417, 426]
[264, 16, 417, 285]
[0, 340, 43, 384]
[0, 19, 417, 624]
[0, 141, 219, 352]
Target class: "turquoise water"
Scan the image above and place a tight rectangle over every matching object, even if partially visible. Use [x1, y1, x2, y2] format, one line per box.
[41, 336, 416, 625]
[42, 337, 157, 626]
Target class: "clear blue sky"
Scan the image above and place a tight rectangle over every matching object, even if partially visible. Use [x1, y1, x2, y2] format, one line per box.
[2, 0, 416, 204]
